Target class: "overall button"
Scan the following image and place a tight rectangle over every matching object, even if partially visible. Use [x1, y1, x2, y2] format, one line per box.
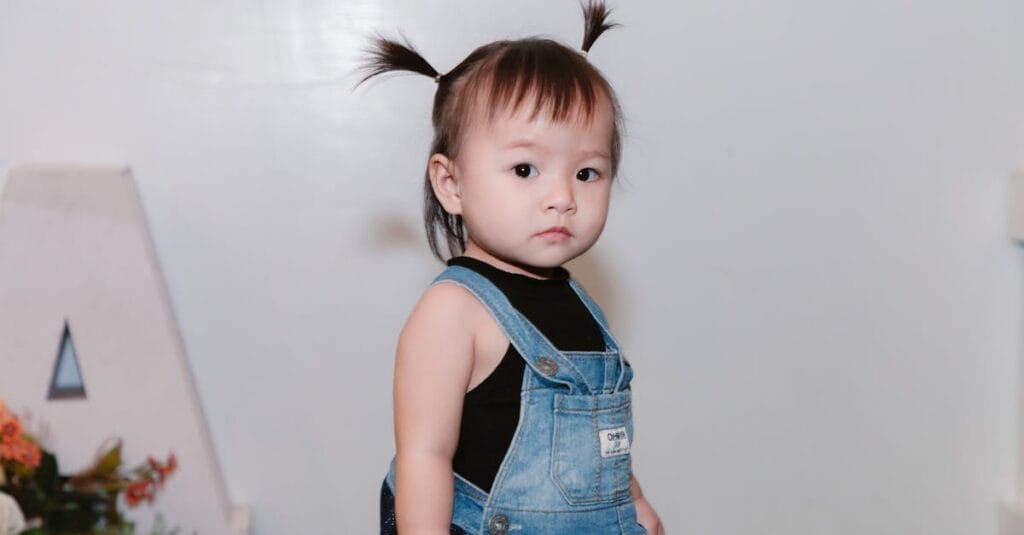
[488, 514, 509, 535]
[536, 356, 559, 376]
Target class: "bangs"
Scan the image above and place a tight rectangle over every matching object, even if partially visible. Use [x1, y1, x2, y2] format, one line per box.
[456, 39, 610, 130]
[423, 35, 624, 262]
[356, 0, 623, 262]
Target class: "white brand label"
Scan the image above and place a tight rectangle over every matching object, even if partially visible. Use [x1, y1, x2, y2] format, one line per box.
[599, 426, 630, 458]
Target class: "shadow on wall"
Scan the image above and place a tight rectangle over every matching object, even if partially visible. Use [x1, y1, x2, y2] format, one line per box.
[364, 211, 421, 251]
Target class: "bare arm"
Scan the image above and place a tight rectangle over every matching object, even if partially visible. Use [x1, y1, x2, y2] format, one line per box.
[393, 283, 476, 534]
[632, 474, 665, 534]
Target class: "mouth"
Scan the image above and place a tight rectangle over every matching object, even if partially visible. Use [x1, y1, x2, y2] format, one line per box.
[537, 226, 572, 239]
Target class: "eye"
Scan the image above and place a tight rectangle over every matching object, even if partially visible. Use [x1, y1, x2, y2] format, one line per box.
[577, 168, 601, 182]
[512, 163, 538, 178]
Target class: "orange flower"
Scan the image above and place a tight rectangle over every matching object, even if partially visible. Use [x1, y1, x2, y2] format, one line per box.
[162, 453, 177, 476]
[0, 406, 41, 469]
[0, 418, 21, 443]
[2, 435, 40, 468]
[147, 453, 177, 484]
[125, 479, 156, 508]
[13, 438, 41, 468]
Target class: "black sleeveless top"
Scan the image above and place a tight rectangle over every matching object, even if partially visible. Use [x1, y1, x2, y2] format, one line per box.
[447, 256, 606, 493]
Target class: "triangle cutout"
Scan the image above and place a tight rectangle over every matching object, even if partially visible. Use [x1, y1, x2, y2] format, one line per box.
[48, 320, 86, 400]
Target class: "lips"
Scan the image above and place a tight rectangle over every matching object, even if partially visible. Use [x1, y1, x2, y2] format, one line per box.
[538, 226, 572, 237]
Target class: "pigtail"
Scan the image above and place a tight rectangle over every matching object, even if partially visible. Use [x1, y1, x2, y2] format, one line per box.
[355, 4, 625, 263]
[580, 0, 620, 53]
[354, 30, 443, 88]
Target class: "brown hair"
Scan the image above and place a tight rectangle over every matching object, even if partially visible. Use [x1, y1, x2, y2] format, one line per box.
[354, 1, 624, 262]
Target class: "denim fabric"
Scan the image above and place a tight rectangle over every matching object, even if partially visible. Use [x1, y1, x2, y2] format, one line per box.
[382, 266, 647, 534]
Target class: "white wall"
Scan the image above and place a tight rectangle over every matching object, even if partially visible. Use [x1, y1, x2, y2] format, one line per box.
[2, 0, 1023, 533]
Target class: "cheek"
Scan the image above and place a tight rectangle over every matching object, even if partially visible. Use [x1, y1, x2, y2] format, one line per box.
[458, 191, 516, 235]
[579, 190, 611, 231]
[582, 185, 611, 213]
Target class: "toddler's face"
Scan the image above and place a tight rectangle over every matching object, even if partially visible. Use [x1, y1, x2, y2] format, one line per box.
[451, 94, 615, 279]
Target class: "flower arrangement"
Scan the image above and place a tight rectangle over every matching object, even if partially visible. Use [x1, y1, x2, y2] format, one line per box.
[0, 400, 179, 534]
[0, 402, 42, 482]
[64, 437, 178, 522]
[124, 455, 178, 508]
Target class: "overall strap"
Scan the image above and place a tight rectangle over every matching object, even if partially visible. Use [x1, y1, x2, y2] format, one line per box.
[567, 278, 632, 392]
[432, 266, 593, 395]
[566, 279, 622, 352]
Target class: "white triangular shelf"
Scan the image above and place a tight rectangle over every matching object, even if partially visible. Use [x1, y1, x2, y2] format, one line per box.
[0, 166, 249, 533]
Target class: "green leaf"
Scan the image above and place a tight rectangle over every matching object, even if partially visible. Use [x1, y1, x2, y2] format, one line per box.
[33, 450, 59, 496]
[93, 442, 122, 477]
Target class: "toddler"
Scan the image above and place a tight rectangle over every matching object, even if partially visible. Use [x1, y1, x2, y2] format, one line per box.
[356, 2, 663, 533]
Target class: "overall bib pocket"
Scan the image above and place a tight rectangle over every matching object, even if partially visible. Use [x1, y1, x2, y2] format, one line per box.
[550, 390, 634, 505]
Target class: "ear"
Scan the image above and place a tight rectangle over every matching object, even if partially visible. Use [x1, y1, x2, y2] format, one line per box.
[428, 153, 463, 215]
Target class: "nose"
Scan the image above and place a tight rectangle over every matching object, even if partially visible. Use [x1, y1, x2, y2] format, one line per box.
[545, 175, 577, 214]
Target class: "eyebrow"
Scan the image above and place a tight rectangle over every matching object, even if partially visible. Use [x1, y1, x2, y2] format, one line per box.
[501, 139, 610, 159]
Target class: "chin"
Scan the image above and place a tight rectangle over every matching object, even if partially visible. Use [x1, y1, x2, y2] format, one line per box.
[484, 243, 588, 272]
[527, 250, 585, 268]
[498, 253, 561, 272]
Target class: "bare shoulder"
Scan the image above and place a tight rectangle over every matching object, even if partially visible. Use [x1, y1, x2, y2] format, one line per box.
[399, 281, 481, 347]
[393, 281, 484, 454]
[394, 281, 486, 391]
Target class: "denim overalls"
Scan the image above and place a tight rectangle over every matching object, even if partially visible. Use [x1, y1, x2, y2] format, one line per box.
[382, 265, 646, 535]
